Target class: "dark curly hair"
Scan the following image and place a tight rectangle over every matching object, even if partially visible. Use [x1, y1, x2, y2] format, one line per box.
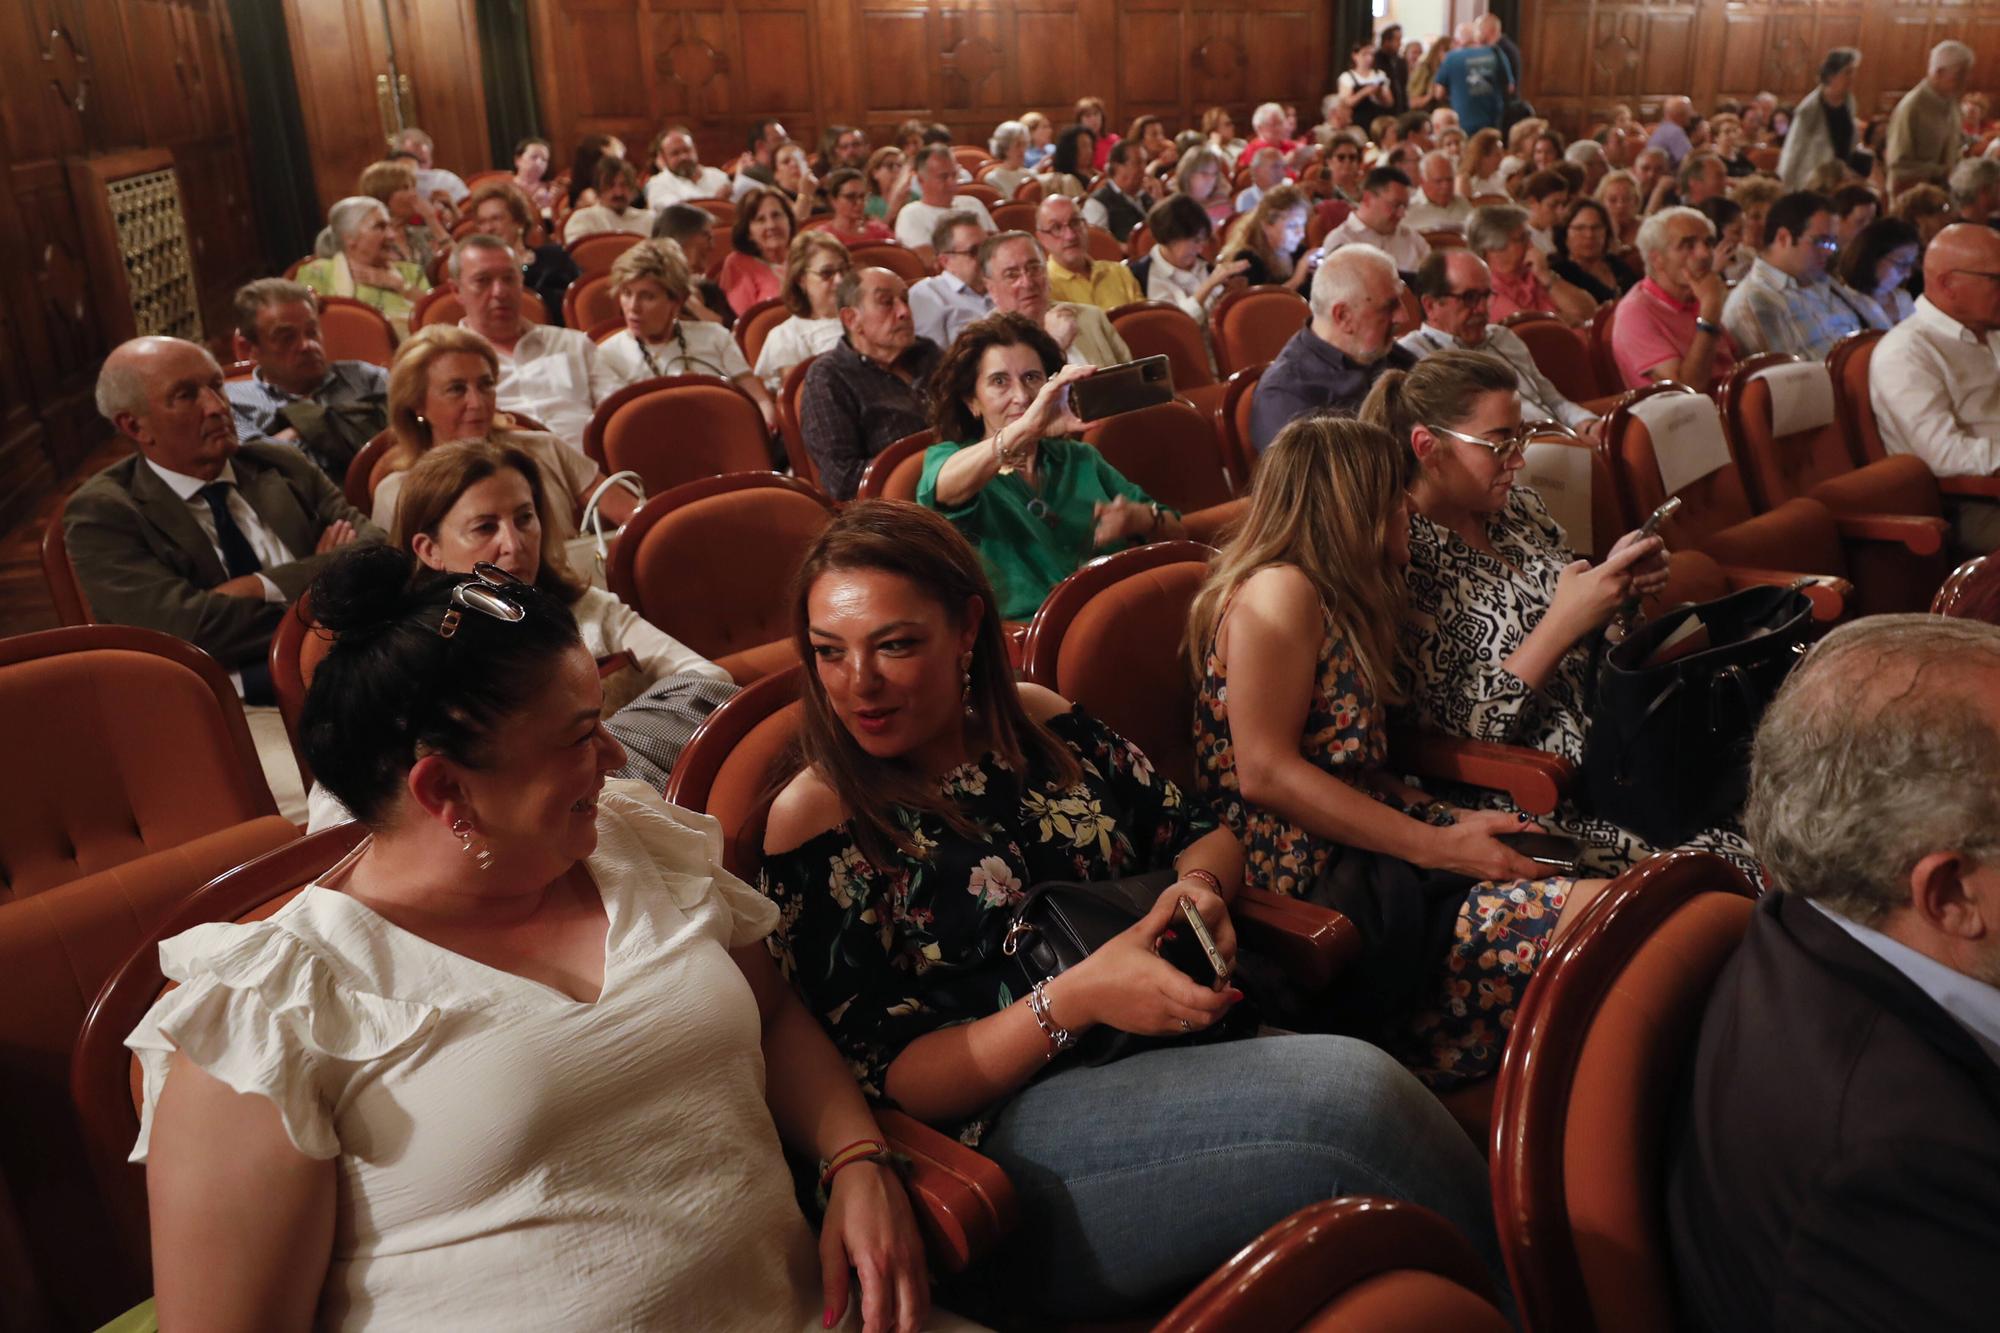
[926, 312, 1064, 443]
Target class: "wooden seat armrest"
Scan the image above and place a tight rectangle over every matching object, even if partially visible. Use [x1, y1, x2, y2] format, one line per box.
[1233, 885, 1361, 991]
[1391, 728, 1573, 816]
[1714, 566, 1851, 622]
[876, 1107, 1018, 1273]
[1939, 473, 2000, 500]
[1832, 511, 1948, 556]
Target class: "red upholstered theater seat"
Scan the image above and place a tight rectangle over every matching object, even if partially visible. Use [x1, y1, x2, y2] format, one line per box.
[581, 375, 775, 493]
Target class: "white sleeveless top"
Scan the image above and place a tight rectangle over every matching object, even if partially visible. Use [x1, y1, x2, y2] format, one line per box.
[127, 784, 832, 1331]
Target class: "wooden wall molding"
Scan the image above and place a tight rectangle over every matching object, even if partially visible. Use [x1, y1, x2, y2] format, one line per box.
[525, 0, 1332, 173]
[1520, 0, 2000, 137]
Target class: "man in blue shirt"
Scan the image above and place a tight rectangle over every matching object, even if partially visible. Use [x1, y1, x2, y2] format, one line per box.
[226, 279, 389, 485]
[1432, 40, 1514, 136]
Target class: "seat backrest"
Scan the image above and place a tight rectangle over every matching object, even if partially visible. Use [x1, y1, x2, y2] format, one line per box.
[568, 230, 644, 277]
[850, 243, 928, 284]
[1587, 298, 1622, 397]
[1504, 312, 1601, 406]
[857, 429, 936, 500]
[1933, 554, 2000, 621]
[1011, 176, 1046, 204]
[959, 182, 1003, 210]
[1492, 851, 1756, 1333]
[1603, 382, 1758, 551]
[1519, 433, 1629, 563]
[315, 295, 398, 366]
[777, 354, 821, 486]
[1085, 225, 1125, 263]
[1217, 362, 1268, 492]
[1109, 301, 1217, 389]
[564, 273, 619, 330]
[268, 592, 336, 788]
[1827, 328, 1887, 465]
[1021, 541, 1215, 790]
[584, 376, 775, 489]
[609, 474, 834, 660]
[1423, 228, 1468, 249]
[663, 667, 806, 880]
[991, 202, 1039, 231]
[0, 627, 282, 902]
[1081, 400, 1236, 515]
[687, 195, 736, 229]
[65, 823, 365, 1300]
[1126, 223, 1156, 259]
[1211, 285, 1309, 376]
[40, 514, 93, 626]
[734, 297, 792, 368]
[1721, 353, 1854, 511]
[1155, 1197, 1507, 1333]
[951, 146, 992, 174]
[342, 428, 398, 512]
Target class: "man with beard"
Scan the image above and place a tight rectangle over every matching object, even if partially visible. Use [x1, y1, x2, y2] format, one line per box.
[1248, 245, 1416, 452]
[644, 126, 733, 209]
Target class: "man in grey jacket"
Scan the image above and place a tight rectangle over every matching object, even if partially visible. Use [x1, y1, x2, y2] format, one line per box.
[1779, 48, 1864, 190]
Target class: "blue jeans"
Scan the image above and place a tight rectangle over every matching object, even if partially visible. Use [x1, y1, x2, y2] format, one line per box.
[967, 1033, 1507, 1320]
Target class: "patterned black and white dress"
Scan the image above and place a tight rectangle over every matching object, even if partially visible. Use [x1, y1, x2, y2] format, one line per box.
[1397, 485, 1755, 875]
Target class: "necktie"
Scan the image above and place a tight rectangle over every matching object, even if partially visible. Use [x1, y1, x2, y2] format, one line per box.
[196, 482, 264, 580]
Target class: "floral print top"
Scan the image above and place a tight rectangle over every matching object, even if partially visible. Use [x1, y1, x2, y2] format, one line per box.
[1194, 589, 1448, 897]
[1398, 485, 1593, 761]
[759, 707, 1213, 1135]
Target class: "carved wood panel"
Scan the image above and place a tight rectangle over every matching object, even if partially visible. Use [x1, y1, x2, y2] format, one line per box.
[0, 1, 262, 553]
[528, 0, 1329, 172]
[1523, 0, 2000, 136]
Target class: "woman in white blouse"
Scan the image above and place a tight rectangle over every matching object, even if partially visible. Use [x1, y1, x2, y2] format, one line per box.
[135, 538, 944, 1331]
[983, 121, 1035, 199]
[755, 231, 851, 392]
[597, 237, 780, 432]
[1139, 195, 1248, 323]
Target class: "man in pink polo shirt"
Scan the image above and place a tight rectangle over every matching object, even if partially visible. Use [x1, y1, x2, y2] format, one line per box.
[1612, 205, 1739, 391]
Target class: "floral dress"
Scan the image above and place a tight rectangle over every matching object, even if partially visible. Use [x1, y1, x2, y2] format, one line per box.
[760, 707, 1214, 1142]
[1193, 587, 1571, 1090]
[1398, 485, 1755, 875]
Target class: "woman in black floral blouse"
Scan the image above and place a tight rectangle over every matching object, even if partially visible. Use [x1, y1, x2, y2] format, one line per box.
[758, 501, 1505, 1322]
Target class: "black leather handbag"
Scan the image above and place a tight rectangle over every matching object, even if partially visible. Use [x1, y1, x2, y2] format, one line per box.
[1581, 584, 1814, 847]
[1000, 869, 1256, 1064]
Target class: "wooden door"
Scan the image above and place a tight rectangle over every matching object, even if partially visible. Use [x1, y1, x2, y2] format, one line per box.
[283, 0, 490, 217]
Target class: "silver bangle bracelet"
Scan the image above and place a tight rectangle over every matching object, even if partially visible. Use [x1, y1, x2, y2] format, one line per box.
[1027, 979, 1075, 1057]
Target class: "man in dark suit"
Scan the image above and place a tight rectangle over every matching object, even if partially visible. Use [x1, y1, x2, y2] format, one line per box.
[65, 336, 381, 703]
[1667, 614, 2000, 1332]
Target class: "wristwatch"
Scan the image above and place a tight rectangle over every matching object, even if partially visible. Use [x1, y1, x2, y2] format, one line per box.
[1694, 316, 1722, 337]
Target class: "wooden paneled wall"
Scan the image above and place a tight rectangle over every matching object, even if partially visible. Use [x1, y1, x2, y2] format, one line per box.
[525, 0, 1333, 174]
[0, 0, 262, 536]
[1519, 0, 2000, 136]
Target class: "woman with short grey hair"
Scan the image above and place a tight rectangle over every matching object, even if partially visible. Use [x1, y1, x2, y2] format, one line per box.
[1779, 47, 1864, 189]
[296, 196, 431, 337]
[984, 119, 1035, 198]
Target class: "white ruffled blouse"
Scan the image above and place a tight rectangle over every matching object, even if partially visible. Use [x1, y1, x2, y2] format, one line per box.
[126, 784, 837, 1331]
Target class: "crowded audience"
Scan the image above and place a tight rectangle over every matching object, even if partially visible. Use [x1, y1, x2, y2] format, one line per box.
[30, 28, 2000, 1333]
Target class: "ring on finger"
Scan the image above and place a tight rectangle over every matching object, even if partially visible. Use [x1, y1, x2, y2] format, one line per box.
[1177, 1017, 1193, 1032]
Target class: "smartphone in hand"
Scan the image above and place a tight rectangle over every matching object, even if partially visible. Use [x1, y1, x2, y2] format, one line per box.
[1070, 355, 1175, 423]
[1497, 832, 1585, 876]
[1158, 895, 1230, 988]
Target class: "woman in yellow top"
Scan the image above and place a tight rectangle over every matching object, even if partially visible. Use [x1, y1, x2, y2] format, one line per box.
[296, 196, 431, 338]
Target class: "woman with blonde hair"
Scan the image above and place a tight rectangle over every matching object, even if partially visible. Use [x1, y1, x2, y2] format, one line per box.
[1360, 350, 1752, 876]
[753, 231, 850, 391]
[1020, 110, 1056, 169]
[596, 238, 778, 429]
[1217, 183, 1311, 291]
[1594, 167, 1644, 252]
[1189, 412, 1602, 1090]
[372, 324, 635, 541]
[1459, 128, 1507, 200]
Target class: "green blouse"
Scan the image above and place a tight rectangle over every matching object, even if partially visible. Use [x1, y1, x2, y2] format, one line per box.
[917, 437, 1170, 621]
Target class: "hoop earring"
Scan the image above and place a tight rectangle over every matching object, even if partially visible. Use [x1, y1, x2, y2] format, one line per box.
[451, 816, 494, 872]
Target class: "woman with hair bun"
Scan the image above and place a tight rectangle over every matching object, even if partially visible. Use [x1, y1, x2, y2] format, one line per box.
[130, 541, 948, 1332]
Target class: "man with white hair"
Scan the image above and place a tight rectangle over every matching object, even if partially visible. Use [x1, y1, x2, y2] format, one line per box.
[1611, 206, 1738, 390]
[1948, 155, 2000, 227]
[644, 126, 732, 208]
[1405, 149, 1473, 231]
[1667, 614, 2000, 1331]
[1888, 40, 1975, 191]
[394, 127, 467, 205]
[1565, 139, 1609, 194]
[1248, 245, 1415, 452]
[65, 337, 382, 816]
[1238, 101, 1313, 172]
[455, 235, 622, 451]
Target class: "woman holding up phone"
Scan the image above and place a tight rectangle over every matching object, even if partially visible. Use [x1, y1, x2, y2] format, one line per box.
[1189, 414, 1606, 1092]
[917, 313, 1184, 621]
[1360, 349, 1754, 873]
[759, 500, 1508, 1324]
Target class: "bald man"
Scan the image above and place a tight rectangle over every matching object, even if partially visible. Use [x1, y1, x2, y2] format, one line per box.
[1649, 96, 1696, 167]
[66, 337, 381, 690]
[1869, 222, 2000, 553]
